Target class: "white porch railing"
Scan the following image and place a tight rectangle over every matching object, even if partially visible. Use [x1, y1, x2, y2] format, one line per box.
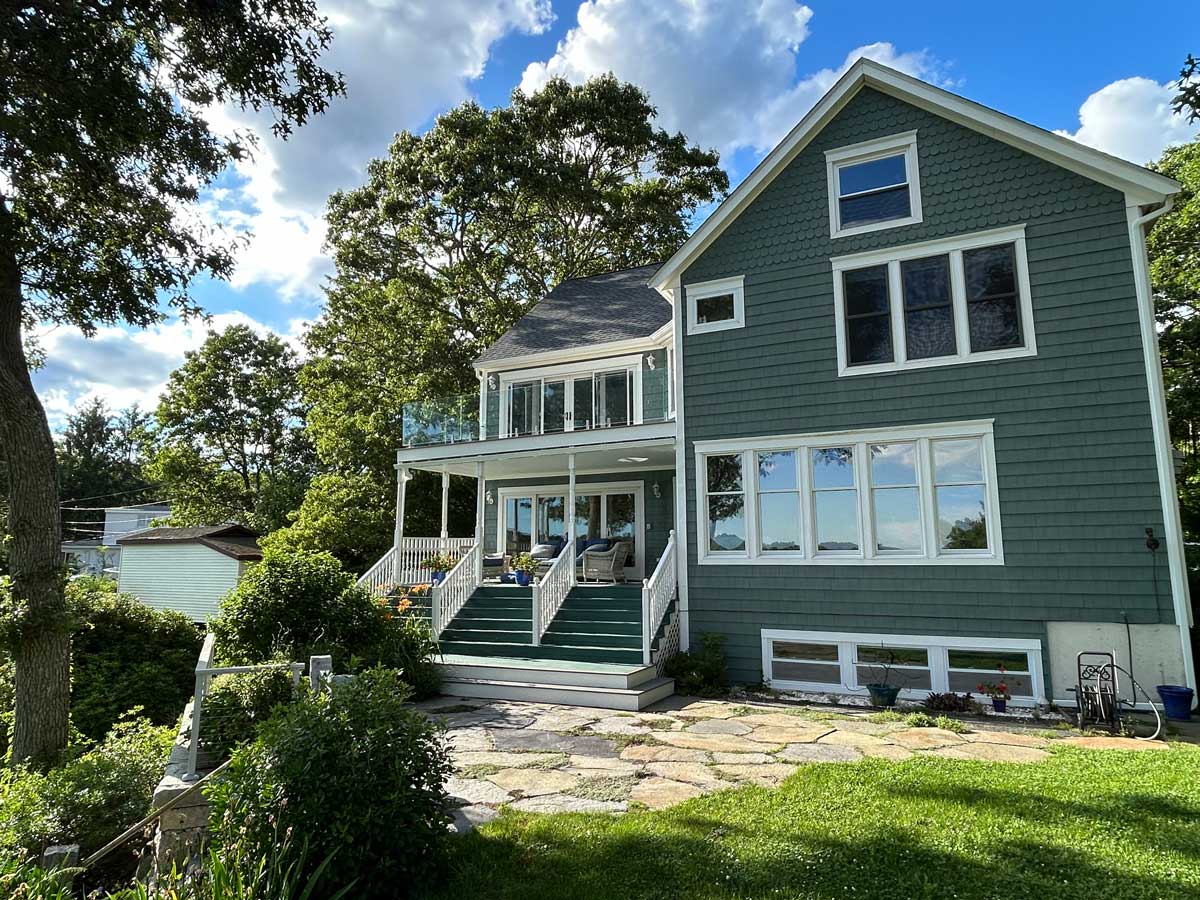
[430, 542, 481, 638]
[532, 537, 575, 645]
[641, 530, 677, 666]
[358, 551, 394, 597]
[357, 537, 475, 595]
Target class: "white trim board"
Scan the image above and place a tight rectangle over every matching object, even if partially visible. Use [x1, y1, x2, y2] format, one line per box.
[475, 331, 671, 374]
[826, 130, 923, 239]
[650, 59, 1179, 290]
[685, 275, 746, 335]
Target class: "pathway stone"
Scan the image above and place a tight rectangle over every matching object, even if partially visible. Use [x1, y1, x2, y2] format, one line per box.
[449, 804, 498, 834]
[737, 713, 817, 728]
[675, 702, 743, 719]
[635, 713, 685, 730]
[745, 724, 834, 744]
[629, 777, 705, 809]
[817, 730, 893, 749]
[711, 752, 776, 765]
[452, 750, 563, 769]
[509, 794, 627, 814]
[860, 744, 915, 761]
[486, 768, 579, 797]
[890, 728, 968, 750]
[445, 775, 513, 806]
[778, 743, 862, 763]
[712, 763, 799, 786]
[834, 719, 903, 736]
[685, 718, 752, 735]
[441, 709, 504, 728]
[445, 728, 493, 752]
[966, 730, 1049, 749]
[590, 716, 653, 736]
[620, 744, 710, 763]
[492, 728, 617, 757]
[644, 761, 727, 787]
[528, 710, 600, 732]
[563, 755, 641, 777]
[1062, 736, 1169, 751]
[929, 743, 1051, 763]
[653, 731, 783, 754]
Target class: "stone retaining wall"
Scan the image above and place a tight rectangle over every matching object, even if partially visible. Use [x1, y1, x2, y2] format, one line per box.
[150, 701, 210, 874]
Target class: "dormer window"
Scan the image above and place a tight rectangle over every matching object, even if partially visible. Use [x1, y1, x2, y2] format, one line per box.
[826, 131, 922, 238]
[686, 276, 745, 335]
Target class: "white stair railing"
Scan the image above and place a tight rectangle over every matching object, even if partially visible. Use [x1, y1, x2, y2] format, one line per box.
[641, 530, 677, 666]
[430, 542, 480, 638]
[358, 551, 395, 596]
[531, 537, 575, 646]
[357, 537, 475, 595]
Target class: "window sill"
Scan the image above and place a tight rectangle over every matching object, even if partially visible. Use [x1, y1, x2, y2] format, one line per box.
[840, 344, 1036, 377]
[831, 213, 922, 240]
[697, 553, 1003, 566]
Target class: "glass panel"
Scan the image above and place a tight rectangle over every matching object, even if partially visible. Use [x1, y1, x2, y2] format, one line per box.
[572, 376, 594, 431]
[574, 495, 602, 541]
[964, 243, 1022, 352]
[934, 439, 984, 483]
[504, 497, 532, 555]
[901, 255, 955, 360]
[968, 297, 1023, 352]
[870, 443, 916, 486]
[542, 380, 566, 434]
[964, 244, 1017, 299]
[759, 493, 801, 552]
[606, 494, 636, 568]
[948, 669, 1031, 697]
[947, 650, 1030, 673]
[509, 381, 537, 437]
[814, 491, 859, 551]
[774, 660, 842, 685]
[840, 186, 911, 227]
[773, 641, 839, 662]
[707, 495, 746, 552]
[843, 266, 890, 316]
[536, 496, 565, 543]
[838, 154, 907, 195]
[695, 292, 736, 324]
[707, 454, 743, 493]
[857, 646, 929, 666]
[873, 487, 922, 552]
[812, 448, 854, 489]
[847, 317, 893, 366]
[842, 265, 892, 365]
[937, 484, 988, 550]
[857, 665, 932, 690]
[596, 370, 630, 427]
[757, 450, 797, 492]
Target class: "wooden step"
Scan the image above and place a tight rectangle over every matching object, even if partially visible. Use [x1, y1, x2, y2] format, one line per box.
[440, 671, 675, 711]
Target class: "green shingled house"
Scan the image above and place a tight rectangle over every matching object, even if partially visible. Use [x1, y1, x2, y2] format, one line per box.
[359, 59, 1196, 712]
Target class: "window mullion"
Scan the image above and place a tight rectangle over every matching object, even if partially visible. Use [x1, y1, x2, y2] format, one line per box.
[950, 249, 970, 359]
[856, 442, 874, 559]
[743, 451, 758, 560]
[888, 261, 906, 366]
[918, 438, 938, 559]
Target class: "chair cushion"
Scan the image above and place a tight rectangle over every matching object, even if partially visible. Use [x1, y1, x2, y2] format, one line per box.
[482, 555, 505, 567]
[530, 543, 560, 559]
[498, 572, 518, 584]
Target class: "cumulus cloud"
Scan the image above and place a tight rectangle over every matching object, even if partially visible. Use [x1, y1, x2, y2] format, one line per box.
[519, 0, 942, 157]
[1055, 76, 1199, 165]
[203, 0, 555, 300]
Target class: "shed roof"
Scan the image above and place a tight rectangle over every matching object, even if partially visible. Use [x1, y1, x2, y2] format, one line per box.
[117, 524, 262, 561]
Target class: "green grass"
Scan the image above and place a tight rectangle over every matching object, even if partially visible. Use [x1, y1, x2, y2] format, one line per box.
[866, 710, 905, 724]
[427, 746, 1200, 900]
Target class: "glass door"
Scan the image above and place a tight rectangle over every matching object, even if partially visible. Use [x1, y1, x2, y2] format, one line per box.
[504, 496, 532, 556]
[508, 382, 537, 437]
[595, 370, 631, 427]
[606, 493, 636, 571]
[542, 380, 566, 434]
[536, 496, 566, 543]
[571, 376, 594, 432]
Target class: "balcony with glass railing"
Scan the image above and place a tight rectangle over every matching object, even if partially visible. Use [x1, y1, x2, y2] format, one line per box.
[402, 394, 481, 448]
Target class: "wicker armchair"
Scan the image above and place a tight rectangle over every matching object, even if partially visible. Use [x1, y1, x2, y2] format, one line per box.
[580, 541, 632, 583]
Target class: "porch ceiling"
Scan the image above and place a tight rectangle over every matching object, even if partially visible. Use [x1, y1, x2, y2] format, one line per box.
[401, 436, 675, 479]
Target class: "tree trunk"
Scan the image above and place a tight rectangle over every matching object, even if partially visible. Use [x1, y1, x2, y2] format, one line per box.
[0, 224, 70, 767]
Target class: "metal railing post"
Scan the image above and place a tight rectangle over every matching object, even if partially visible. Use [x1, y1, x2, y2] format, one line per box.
[186, 671, 204, 780]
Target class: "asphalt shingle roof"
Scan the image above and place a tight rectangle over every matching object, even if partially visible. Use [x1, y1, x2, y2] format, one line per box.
[117, 524, 263, 561]
[474, 264, 669, 366]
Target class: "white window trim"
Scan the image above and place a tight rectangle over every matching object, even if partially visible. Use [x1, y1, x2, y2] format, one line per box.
[831, 225, 1037, 377]
[497, 354, 644, 439]
[761, 628, 1046, 705]
[685, 275, 745, 335]
[695, 419, 1003, 566]
[826, 131, 923, 239]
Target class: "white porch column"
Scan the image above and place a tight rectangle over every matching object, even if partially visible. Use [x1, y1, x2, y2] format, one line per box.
[392, 465, 409, 584]
[440, 469, 451, 550]
[475, 461, 486, 582]
[567, 453, 576, 588]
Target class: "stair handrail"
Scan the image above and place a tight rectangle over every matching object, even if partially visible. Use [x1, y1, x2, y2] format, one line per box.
[431, 542, 480, 638]
[357, 549, 395, 597]
[531, 537, 575, 646]
[641, 530, 677, 666]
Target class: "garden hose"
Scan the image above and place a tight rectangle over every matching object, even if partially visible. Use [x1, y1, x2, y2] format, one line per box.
[1096, 662, 1163, 742]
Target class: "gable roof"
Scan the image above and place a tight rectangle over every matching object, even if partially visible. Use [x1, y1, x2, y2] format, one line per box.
[652, 59, 1182, 290]
[475, 264, 670, 367]
[117, 524, 262, 561]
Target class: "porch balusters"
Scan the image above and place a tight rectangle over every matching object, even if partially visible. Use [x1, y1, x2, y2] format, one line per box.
[531, 536, 575, 646]
[430, 542, 481, 638]
[641, 530, 677, 666]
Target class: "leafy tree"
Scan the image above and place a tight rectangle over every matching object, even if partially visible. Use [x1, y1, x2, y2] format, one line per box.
[149, 325, 315, 533]
[291, 76, 728, 566]
[0, 1, 341, 764]
[1175, 54, 1199, 122]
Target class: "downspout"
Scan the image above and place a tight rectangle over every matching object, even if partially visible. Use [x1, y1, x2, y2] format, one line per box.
[1126, 195, 1196, 694]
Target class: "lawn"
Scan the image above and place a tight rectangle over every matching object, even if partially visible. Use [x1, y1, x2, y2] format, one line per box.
[429, 745, 1200, 900]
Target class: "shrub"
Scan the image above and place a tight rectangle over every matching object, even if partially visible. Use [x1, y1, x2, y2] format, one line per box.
[372, 613, 441, 699]
[200, 669, 297, 759]
[903, 712, 935, 728]
[208, 669, 453, 899]
[0, 856, 73, 900]
[68, 581, 203, 741]
[664, 632, 726, 697]
[934, 715, 969, 734]
[923, 691, 978, 714]
[211, 548, 384, 671]
[1, 651, 13, 760]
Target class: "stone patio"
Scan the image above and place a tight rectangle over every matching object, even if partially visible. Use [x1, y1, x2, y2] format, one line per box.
[414, 695, 1178, 832]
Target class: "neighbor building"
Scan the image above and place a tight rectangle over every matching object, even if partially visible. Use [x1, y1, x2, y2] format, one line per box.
[61, 501, 172, 576]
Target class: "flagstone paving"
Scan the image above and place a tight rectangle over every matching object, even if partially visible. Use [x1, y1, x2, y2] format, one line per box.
[414, 695, 1171, 832]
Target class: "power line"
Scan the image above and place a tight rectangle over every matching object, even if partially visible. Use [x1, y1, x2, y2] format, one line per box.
[59, 487, 162, 505]
[60, 499, 171, 511]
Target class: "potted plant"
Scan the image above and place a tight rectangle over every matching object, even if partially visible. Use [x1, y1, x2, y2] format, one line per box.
[420, 552, 457, 585]
[977, 665, 1012, 712]
[511, 552, 538, 587]
[863, 648, 902, 708]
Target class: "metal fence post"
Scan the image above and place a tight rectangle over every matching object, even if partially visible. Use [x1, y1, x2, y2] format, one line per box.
[185, 672, 204, 780]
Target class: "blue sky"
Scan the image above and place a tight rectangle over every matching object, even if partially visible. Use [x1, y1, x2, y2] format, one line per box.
[32, 0, 1198, 427]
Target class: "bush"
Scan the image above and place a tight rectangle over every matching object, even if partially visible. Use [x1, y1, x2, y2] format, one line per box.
[68, 580, 203, 741]
[372, 612, 441, 699]
[208, 669, 453, 899]
[200, 669, 297, 759]
[0, 856, 73, 900]
[1, 651, 13, 760]
[0, 718, 173, 864]
[923, 691, 978, 714]
[934, 715, 969, 734]
[211, 548, 384, 671]
[664, 632, 726, 697]
[903, 711, 935, 728]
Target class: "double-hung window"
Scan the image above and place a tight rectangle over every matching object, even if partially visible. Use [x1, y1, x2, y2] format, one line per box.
[832, 226, 1036, 376]
[696, 421, 1002, 565]
[826, 131, 922, 238]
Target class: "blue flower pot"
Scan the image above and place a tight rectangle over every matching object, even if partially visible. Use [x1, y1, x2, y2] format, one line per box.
[992, 698, 1007, 713]
[515, 571, 531, 587]
[1157, 684, 1194, 721]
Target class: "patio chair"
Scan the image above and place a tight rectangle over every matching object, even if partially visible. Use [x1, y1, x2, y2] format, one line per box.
[581, 541, 632, 583]
[481, 553, 510, 580]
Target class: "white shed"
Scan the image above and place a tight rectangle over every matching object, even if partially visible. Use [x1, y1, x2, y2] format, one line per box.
[116, 524, 262, 622]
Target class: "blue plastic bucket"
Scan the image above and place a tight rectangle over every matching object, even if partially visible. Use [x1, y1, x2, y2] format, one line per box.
[1156, 685, 1194, 721]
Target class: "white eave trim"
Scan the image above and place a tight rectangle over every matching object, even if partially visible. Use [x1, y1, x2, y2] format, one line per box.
[475, 331, 671, 373]
[650, 58, 1180, 290]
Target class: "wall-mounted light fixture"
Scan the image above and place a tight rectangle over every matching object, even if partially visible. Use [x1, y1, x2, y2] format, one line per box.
[487, 374, 497, 390]
[652, 483, 662, 499]
[647, 355, 657, 370]
[485, 490, 494, 505]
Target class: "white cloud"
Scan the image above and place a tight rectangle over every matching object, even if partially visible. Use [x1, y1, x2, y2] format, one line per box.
[519, 0, 942, 157]
[1055, 76, 1199, 165]
[203, 0, 555, 299]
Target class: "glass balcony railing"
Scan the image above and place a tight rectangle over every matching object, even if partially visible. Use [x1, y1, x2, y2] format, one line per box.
[403, 394, 480, 447]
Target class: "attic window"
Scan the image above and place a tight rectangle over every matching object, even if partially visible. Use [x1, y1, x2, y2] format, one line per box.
[826, 132, 922, 238]
[686, 276, 745, 335]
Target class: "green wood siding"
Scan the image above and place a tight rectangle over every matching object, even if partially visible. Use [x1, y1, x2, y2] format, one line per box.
[680, 87, 1170, 683]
